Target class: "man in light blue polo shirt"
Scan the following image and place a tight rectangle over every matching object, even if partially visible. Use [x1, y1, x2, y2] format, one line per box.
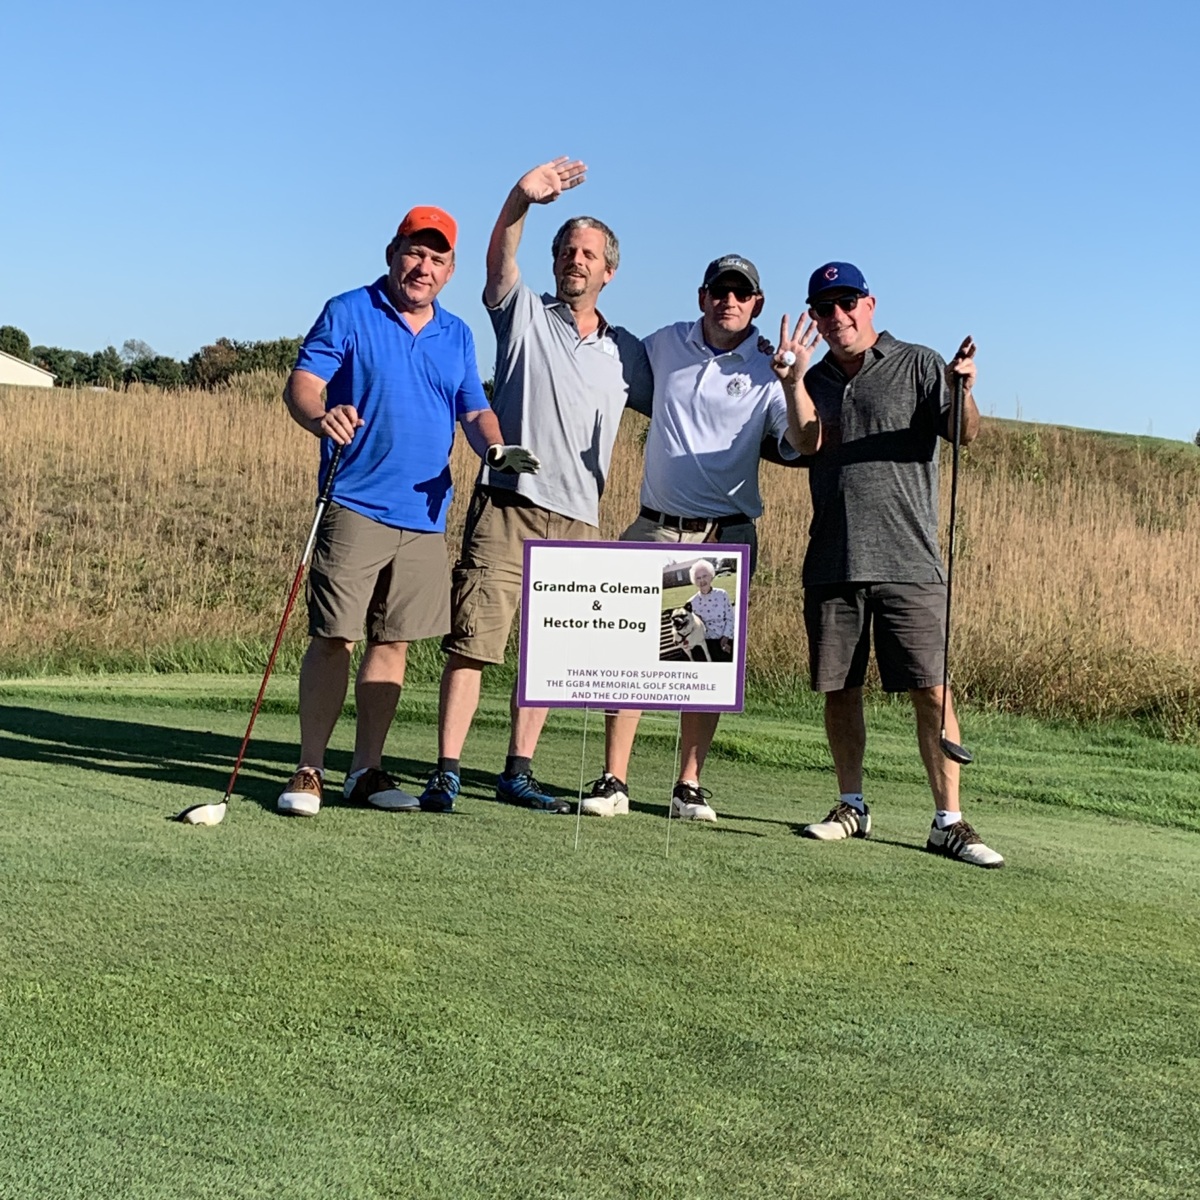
[422, 157, 653, 815]
[276, 206, 538, 818]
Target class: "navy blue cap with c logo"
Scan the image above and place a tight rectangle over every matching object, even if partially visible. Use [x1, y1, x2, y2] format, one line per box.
[806, 262, 869, 303]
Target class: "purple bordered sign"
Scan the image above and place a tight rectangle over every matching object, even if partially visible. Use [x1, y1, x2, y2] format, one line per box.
[518, 540, 750, 712]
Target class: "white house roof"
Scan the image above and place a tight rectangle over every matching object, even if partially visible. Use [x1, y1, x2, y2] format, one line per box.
[0, 349, 56, 380]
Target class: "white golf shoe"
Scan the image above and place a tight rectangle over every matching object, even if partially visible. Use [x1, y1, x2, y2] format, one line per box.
[670, 781, 717, 822]
[581, 774, 630, 817]
[925, 819, 1005, 868]
[801, 801, 871, 840]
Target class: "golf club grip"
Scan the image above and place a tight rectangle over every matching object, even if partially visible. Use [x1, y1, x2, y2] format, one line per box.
[318, 440, 344, 505]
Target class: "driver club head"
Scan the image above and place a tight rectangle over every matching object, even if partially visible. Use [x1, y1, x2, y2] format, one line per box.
[939, 736, 973, 766]
[172, 801, 228, 827]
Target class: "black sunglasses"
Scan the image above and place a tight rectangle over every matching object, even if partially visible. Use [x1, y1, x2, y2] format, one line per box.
[810, 294, 862, 318]
[707, 285, 757, 302]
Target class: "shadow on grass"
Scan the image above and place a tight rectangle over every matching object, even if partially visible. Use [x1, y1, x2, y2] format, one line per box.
[0, 704, 451, 816]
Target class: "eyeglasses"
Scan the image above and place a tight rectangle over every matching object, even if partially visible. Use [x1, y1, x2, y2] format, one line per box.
[810, 295, 862, 318]
[707, 285, 757, 302]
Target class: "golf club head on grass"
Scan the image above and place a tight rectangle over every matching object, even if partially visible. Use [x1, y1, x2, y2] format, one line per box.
[939, 736, 973, 766]
[172, 801, 227, 826]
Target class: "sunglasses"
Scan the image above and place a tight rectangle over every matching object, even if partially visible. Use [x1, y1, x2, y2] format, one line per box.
[810, 294, 862, 318]
[707, 285, 757, 302]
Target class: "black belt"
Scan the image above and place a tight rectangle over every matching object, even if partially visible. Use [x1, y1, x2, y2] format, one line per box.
[639, 505, 746, 533]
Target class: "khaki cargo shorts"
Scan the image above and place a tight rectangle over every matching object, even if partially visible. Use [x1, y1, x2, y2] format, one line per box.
[443, 486, 598, 664]
[307, 502, 450, 643]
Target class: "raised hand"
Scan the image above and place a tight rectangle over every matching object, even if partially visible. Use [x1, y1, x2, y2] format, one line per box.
[515, 157, 587, 206]
[771, 313, 822, 381]
[946, 335, 977, 392]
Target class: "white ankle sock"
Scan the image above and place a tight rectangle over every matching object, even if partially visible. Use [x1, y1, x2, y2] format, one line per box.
[935, 810, 962, 829]
[840, 792, 866, 812]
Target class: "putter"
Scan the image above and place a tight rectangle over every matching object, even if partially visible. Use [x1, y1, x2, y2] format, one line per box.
[173, 441, 344, 825]
[939, 374, 972, 766]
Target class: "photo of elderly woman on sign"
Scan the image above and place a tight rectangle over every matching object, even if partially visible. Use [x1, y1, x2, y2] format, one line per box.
[685, 558, 734, 662]
[659, 556, 737, 664]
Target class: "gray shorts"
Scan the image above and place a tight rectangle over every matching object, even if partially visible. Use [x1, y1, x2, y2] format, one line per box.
[306, 502, 450, 644]
[803, 581, 946, 693]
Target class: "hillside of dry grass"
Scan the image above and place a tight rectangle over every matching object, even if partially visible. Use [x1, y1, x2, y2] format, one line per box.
[2, 376, 1199, 734]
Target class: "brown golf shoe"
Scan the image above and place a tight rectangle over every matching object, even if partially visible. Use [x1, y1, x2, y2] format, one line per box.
[277, 767, 324, 817]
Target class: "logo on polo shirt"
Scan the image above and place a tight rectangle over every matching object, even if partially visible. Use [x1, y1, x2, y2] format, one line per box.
[726, 375, 750, 398]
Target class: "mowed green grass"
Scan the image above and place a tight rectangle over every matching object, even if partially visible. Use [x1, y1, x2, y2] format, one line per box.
[1, 677, 1198, 1199]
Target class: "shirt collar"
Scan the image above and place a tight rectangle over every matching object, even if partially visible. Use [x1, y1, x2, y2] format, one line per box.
[686, 319, 758, 360]
[818, 329, 897, 376]
[541, 291, 612, 339]
[371, 276, 445, 332]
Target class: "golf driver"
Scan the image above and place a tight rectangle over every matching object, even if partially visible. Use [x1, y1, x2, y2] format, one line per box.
[939, 372, 972, 765]
[173, 441, 344, 825]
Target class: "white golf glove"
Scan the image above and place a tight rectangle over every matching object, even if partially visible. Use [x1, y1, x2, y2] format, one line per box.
[486, 444, 541, 474]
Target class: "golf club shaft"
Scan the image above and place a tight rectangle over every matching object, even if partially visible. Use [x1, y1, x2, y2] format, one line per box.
[939, 375, 965, 737]
[220, 441, 343, 803]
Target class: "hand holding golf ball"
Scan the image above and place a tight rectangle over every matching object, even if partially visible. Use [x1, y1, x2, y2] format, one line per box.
[771, 312, 822, 379]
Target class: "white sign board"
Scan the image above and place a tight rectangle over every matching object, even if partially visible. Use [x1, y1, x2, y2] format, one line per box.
[518, 541, 750, 711]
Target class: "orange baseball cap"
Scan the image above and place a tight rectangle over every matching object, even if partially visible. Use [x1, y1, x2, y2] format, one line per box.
[395, 205, 457, 250]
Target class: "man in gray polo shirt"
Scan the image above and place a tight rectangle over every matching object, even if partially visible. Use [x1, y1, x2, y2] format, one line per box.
[420, 156, 653, 814]
[796, 261, 1005, 868]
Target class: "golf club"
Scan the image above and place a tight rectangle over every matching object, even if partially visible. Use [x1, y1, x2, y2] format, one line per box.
[939, 372, 973, 766]
[173, 440, 344, 825]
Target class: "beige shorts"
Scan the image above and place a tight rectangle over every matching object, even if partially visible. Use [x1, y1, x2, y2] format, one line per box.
[443, 486, 598, 664]
[306, 502, 450, 643]
[620, 512, 759, 576]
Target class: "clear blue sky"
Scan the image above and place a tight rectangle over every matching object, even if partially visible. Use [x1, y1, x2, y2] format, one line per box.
[2, 0, 1196, 440]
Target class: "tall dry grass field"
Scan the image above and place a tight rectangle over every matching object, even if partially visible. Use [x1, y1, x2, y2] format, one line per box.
[3, 379, 1199, 732]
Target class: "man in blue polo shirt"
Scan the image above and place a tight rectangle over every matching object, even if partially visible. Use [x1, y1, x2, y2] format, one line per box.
[277, 206, 538, 818]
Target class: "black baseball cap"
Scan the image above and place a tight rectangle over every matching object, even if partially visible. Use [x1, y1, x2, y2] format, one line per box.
[702, 254, 761, 292]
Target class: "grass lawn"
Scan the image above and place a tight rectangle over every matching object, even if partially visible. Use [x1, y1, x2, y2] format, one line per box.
[1, 676, 1198, 1198]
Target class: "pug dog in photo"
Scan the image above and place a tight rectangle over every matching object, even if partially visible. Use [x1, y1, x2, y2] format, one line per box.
[669, 603, 711, 661]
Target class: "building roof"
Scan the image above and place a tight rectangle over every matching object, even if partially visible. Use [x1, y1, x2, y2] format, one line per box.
[0, 349, 56, 380]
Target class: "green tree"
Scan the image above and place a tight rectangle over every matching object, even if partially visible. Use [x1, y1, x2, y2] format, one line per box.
[233, 336, 302, 375]
[91, 346, 124, 388]
[31, 345, 89, 386]
[126, 355, 184, 388]
[0, 325, 32, 361]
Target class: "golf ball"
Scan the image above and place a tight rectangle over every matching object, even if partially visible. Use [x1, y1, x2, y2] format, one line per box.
[781, 351, 796, 366]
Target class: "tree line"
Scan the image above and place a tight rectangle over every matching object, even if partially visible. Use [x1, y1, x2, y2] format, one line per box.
[0, 324, 301, 390]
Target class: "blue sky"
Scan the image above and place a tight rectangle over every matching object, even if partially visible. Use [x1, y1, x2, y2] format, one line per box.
[2, 0, 1196, 440]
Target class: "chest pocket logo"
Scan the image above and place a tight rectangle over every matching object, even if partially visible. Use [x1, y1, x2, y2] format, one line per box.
[726, 375, 750, 398]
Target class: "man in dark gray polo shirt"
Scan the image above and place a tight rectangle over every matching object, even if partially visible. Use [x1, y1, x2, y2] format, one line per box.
[420, 156, 653, 815]
[796, 261, 1005, 868]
